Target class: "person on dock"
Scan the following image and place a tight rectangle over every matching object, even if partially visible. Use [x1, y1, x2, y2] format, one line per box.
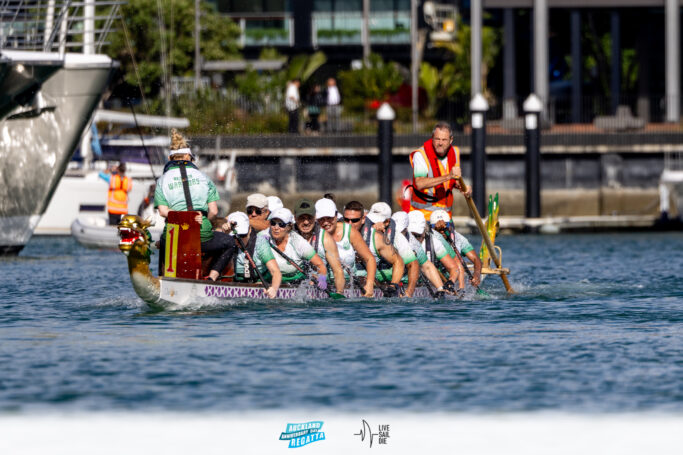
[407, 210, 464, 294]
[409, 122, 471, 219]
[256, 207, 328, 289]
[99, 162, 131, 225]
[325, 77, 342, 133]
[226, 211, 281, 298]
[245, 193, 270, 232]
[285, 79, 301, 134]
[154, 129, 236, 281]
[342, 201, 405, 297]
[391, 211, 448, 296]
[314, 198, 376, 298]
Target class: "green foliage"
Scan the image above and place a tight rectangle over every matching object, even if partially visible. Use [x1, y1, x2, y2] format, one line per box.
[246, 28, 289, 42]
[337, 53, 404, 112]
[106, 0, 240, 97]
[285, 51, 327, 83]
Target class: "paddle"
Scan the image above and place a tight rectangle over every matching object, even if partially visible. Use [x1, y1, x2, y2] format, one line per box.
[456, 177, 514, 293]
[440, 227, 491, 298]
[268, 239, 345, 300]
[231, 226, 271, 295]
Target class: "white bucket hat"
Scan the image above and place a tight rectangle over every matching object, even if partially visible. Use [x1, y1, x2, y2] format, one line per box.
[391, 211, 409, 233]
[227, 211, 249, 235]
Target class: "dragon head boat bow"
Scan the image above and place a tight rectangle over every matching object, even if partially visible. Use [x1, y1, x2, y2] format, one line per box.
[118, 215, 162, 305]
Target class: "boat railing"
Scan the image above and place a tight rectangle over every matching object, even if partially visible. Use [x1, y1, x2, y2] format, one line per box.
[0, 0, 122, 53]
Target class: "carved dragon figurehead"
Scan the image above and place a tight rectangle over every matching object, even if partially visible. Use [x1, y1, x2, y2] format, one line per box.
[118, 215, 161, 305]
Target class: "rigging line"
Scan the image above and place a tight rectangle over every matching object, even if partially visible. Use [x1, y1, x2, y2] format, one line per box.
[155, 0, 171, 124]
[119, 15, 150, 115]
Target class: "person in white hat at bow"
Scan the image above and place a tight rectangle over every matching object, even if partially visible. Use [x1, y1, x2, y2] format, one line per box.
[429, 210, 482, 286]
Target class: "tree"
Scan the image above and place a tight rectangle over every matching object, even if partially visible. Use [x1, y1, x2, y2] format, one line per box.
[337, 53, 404, 112]
[107, 0, 241, 98]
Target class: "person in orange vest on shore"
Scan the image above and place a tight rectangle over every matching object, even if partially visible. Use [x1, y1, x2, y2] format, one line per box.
[99, 162, 132, 225]
[408, 122, 471, 219]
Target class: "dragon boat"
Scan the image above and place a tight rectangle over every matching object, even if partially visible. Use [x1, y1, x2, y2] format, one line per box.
[117, 212, 436, 310]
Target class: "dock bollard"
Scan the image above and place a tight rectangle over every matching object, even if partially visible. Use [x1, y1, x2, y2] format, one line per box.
[523, 94, 543, 219]
[470, 93, 489, 216]
[377, 102, 395, 205]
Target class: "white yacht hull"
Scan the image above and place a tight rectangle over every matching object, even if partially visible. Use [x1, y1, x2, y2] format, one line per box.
[0, 51, 114, 254]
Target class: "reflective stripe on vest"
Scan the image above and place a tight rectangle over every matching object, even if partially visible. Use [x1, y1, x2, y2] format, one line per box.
[409, 145, 459, 211]
[107, 174, 131, 215]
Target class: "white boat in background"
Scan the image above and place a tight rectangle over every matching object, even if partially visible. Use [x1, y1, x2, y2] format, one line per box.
[0, 0, 117, 254]
[71, 212, 163, 249]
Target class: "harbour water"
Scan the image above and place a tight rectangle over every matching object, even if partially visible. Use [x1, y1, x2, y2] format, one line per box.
[2, 232, 682, 413]
[2, 232, 682, 453]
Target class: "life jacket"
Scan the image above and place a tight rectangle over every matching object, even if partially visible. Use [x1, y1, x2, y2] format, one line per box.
[409, 139, 459, 217]
[357, 218, 396, 271]
[107, 174, 131, 215]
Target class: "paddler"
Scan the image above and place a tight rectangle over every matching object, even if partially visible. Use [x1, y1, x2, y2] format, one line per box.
[342, 201, 405, 297]
[293, 198, 321, 246]
[155, 129, 236, 281]
[430, 210, 482, 287]
[407, 210, 464, 295]
[409, 122, 472, 219]
[255, 207, 329, 290]
[226, 211, 282, 298]
[314, 198, 376, 298]
[391, 211, 447, 296]
[245, 193, 270, 232]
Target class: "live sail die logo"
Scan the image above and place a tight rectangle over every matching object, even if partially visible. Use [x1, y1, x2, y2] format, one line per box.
[279, 421, 325, 448]
[354, 419, 390, 447]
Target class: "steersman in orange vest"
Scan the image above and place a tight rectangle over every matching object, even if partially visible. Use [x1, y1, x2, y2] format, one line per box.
[99, 162, 132, 225]
[408, 122, 471, 219]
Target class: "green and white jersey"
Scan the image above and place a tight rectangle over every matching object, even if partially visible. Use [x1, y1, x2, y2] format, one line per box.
[406, 232, 429, 266]
[452, 231, 474, 255]
[154, 163, 219, 242]
[433, 230, 456, 259]
[234, 235, 275, 280]
[357, 229, 417, 282]
[421, 232, 450, 262]
[394, 232, 417, 265]
[317, 223, 356, 273]
[256, 230, 316, 281]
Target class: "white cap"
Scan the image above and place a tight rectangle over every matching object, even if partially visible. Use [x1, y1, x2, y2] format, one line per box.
[269, 207, 294, 225]
[246, 193, 268, 209]
[407, 210, 426, 234]
[430, 209, 451, 225]
[168, 147, 195, 160]
[227, 211, 249, 235]
[391, 211, 409, 233]
[366, 202, 392, 224]
[267, 196, 284, 213]
[315, 198, 337, 219]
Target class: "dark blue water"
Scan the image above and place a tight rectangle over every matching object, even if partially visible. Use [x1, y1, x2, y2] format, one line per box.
[2, 233, 682, 413]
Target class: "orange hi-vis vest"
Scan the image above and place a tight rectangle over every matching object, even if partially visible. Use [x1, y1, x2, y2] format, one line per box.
[107, 174, 132, 215]
[409, 139, 460, 218]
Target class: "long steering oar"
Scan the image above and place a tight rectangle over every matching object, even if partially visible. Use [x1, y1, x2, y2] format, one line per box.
[268, 240, 345, 300]
[232, 228, 271, 294]
[443, 231, 490, 298]
[457, 177, 514, 294]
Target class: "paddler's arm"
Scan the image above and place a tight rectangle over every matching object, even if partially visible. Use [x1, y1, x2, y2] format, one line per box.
[440, 254, 465, 290]
[465, 250, 482, 286]
[375, 237, 404, 284]
[309, 253, 327, 278]
[323, 235, 346, 293]
[421, 260, 444, 290]
[404, 260, 419, 297]
[264, 258, 281, 299]
[349, 228, 376, 297]
[158, 205, 170, 218]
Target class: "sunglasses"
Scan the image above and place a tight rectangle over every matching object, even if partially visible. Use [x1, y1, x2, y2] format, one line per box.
[246, 207, 262, 216]
[343, 217, 362, 223]
[270, 219, 288, 228]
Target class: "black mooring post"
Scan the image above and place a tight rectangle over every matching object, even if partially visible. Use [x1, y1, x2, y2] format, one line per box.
[470, 94, 489, 215]
[377, 103, 395, 205]
[524, 94, 543, 218]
